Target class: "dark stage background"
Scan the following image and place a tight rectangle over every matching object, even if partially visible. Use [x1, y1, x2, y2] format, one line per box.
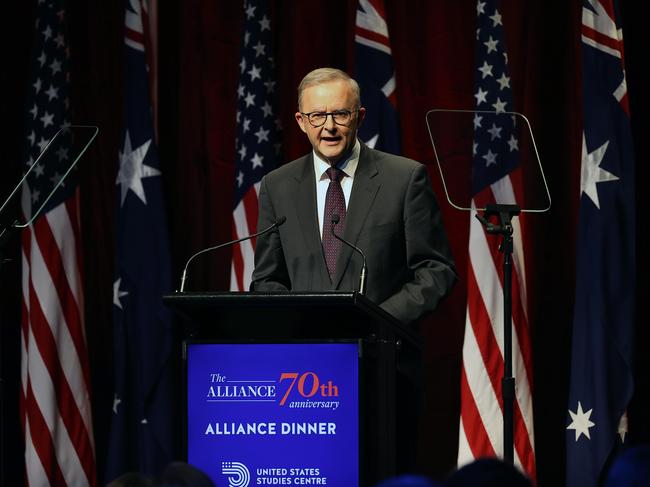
[1, 1, 648, 486]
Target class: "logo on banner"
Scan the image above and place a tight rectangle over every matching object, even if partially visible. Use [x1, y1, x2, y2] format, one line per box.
[222, 461, 250, 487]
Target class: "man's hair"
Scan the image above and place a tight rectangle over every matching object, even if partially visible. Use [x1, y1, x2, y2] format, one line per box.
[297, 68, 360, 110]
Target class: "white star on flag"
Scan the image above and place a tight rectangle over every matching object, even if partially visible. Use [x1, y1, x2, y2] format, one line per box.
[254, 126, 270, 143]
[484, 35, 498, 53]
[487, 123, 502, 140]
[475, 87, 488, 105]
[618, 411, 628, 443]
[248, 64, 261, 81]
[567, 401, 596, 441]
[496, 73, 510, 90]
[116, 130, 158, 206]
[482, 149, 497, 166]
[507, 134, 518, 152]
[492, 97, 507, 113]
[259, 15, 270, 31]
[489, 11, 502, 26]
[244, 92, 256, 107]
[580, 133, 618, 209]
[251, 152, 264, 169]
[253, 41, 265, 57]
[113, 277, 129, 309]
[478, 61, 493, 78]
[112, 394, 122, 414]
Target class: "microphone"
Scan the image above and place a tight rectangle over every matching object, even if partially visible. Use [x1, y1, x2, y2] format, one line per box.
[331, 214, 367, 295]
[179, 216, 286, 292]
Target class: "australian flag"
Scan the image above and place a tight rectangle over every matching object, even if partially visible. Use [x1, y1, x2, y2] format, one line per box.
[566, 1, 635, 485]
[354, 0, 400, 154]
[106, 0, 174, 481]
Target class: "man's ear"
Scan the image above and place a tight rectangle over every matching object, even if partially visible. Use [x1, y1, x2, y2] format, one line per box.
[295, 111, 308, 134]
[357, 107, 367, 127]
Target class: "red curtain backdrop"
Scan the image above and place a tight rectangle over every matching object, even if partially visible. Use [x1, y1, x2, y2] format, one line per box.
[2, 1, 647, 486]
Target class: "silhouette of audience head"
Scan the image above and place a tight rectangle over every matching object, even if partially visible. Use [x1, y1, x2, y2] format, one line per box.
[604, 445, 650, 486]
[158, 461, 216, 487]
[444, 458, 531, 487]
[374, 473, 440, 487]
[106, 472, 155, 487]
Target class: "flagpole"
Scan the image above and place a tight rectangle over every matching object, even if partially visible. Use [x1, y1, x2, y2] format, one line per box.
[476, 203, 520, 463]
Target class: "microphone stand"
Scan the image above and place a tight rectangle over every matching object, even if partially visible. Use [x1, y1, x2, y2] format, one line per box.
[179, 217, 286, 293]
[0, 223, 13, 487]
[475, 203, 520, 464]
[331, 216, 367, 295]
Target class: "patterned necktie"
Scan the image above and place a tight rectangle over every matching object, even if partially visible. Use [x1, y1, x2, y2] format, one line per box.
[322, 166, 346, 280]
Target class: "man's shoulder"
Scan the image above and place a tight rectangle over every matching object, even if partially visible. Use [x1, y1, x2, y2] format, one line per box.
[363, 146, 423, 174]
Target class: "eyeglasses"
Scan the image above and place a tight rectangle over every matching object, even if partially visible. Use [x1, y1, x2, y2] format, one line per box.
[300, 109, 359, 127]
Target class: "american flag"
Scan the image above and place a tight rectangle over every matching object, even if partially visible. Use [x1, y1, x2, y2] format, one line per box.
[457, 0, 536, 480]
[20, 1, 97, 485]
[230, 0, 281, 291]
[105, 0, 174, 481]
[354, 0, 401, 153]
[565, 1, 635, 484]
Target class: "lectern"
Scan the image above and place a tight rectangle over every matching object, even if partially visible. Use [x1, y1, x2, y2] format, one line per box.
[163, 291, 422, 487]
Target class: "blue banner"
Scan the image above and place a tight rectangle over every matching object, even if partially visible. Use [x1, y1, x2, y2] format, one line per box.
[186, 343, 359, 486]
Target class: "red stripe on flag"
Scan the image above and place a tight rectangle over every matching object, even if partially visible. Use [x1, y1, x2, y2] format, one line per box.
[24, 381, 68, 487]
[33, 216, 92, 393]
[27, 279, 96, 484]
[460, 366, 497, 458]
[466, 263, 503, 405]
[355, 28, 390, 51]
[581, 25, 623, 57]
[514, 407, 537, 479]
[125, 27, 144, 46]
[242, 188, 259, 248]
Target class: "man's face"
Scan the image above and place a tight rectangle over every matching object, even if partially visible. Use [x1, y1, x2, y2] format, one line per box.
[295, 80, 366, 165]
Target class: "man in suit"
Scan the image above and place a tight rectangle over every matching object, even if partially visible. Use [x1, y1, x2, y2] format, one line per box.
[251, 68, 457, 477]
[251, 67, 456, 324]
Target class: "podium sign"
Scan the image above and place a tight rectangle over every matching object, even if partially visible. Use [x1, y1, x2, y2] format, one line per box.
[186, 342, 360, 486]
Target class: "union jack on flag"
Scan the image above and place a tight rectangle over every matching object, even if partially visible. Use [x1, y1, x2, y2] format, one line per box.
[230, 0, 281, 291]
[354, 0, 401, 154]
[457, 0, 536, 480]
[565, 1, 635, 485]
[20, 1, 97, 485]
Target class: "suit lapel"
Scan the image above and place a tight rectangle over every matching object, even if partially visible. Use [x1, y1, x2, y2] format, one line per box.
[333, 145, 380, 289]
[294, 154, 330, 288]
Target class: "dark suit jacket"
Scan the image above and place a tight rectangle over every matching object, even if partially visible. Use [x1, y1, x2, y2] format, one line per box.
[251, 144, 456, 324]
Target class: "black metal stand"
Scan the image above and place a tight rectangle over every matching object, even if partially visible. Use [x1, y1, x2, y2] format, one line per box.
[0, 222, 16, 487]
[475, 203, 520, 464]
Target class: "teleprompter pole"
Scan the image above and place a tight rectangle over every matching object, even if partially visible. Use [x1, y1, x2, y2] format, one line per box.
[475, 203, 520, 464]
